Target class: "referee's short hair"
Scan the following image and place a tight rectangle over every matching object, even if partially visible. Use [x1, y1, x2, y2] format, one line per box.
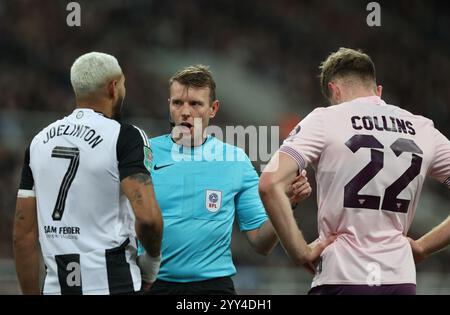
[319, 48, 377, 98]
[169, 65, 217, 104]
[70, 52, 122, 98]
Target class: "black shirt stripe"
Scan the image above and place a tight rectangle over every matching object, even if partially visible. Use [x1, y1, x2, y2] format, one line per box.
[116, 124, 150, 181]
[55, 254, 82, 295]
[19, 146, 34, 190]
[105, 238, 135, 294]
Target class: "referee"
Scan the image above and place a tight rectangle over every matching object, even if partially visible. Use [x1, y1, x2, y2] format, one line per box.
[137, 65, 311, 295]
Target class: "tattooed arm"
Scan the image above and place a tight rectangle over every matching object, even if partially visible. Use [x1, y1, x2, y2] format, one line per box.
[13, 196, 40, 295]
[121, 173, 163, 257]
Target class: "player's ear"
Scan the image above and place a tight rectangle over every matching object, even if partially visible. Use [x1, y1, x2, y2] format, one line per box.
[107, 80, 117, 99]
[328, 82, 339, 102]
[376, 85, 383, 97]
[209, 100, 219, 118]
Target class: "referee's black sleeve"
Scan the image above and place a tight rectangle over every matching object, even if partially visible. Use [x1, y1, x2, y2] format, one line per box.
[19, 145, 34, 190]
[116, 124, 151, 181]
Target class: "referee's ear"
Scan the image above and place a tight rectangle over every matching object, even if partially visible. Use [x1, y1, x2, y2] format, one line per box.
[209, 100, 219, 118]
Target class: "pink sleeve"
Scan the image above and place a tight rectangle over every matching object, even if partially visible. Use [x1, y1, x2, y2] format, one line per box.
[279, 108, 326, 170]
[429, 128, 450, 188]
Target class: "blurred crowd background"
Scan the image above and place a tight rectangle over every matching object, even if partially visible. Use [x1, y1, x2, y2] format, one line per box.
[1, 0, 449, 294]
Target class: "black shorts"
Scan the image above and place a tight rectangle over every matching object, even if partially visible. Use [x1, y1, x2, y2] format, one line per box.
[147, 276, 236, 295]
[112, 290, 143, 295]
[308, 284, 416, 295]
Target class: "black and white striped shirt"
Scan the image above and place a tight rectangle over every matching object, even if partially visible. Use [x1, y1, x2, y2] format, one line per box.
[19, 108, 151, 295]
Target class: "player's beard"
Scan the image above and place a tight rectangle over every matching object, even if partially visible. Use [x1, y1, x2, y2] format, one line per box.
[112, 95, 124, 122]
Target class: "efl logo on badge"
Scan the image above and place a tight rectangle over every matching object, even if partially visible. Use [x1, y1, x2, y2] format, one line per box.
[205, 190, 222, 213]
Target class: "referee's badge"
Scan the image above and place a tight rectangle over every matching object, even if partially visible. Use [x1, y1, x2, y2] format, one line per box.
[143, 146, 152, 172]
[205, 189, 222, 213]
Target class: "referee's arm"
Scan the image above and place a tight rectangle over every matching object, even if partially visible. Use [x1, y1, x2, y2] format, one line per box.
[246, 173, 311, 256]
[245, 220, 278, 256]
[236, 147, 310, 256]
[244, 160, 311, 256]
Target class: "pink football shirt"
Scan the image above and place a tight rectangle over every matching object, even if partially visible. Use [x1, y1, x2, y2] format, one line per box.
[280, 96, 450, 287]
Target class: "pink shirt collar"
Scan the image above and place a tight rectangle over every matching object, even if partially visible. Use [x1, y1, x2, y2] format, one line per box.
[351, 95, 383, 104]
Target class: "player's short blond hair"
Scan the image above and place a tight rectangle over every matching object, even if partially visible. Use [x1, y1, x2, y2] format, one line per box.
[319, 48, 376, 98]
[169, 65, 217, 104]
[70, 52, 122, 97]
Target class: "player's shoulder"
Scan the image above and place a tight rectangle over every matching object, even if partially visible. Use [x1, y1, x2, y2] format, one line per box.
[291, 107, 327, 125]
[383, 101, 436, 128]
[296, 106, 330, 126]
[120, 123, 146, 133]
[308, 106, 328, 114]
[118, 123, 150, 147]
[30, 116, 66, 148]
[304, 106, 330, 118]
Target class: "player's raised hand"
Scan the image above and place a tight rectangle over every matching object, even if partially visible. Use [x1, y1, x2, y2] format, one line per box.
[287, 169, 312, 205]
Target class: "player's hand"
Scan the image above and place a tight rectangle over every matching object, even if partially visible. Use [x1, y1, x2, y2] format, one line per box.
[287, 170, 312, 206]
[407, 237, 427, 264]
[302, 235, 337, 275]
[136, 252, 161, 283]
[141, 281, 153, 295]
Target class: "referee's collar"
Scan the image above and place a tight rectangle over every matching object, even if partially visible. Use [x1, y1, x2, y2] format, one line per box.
[169, 134, 213, 148]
